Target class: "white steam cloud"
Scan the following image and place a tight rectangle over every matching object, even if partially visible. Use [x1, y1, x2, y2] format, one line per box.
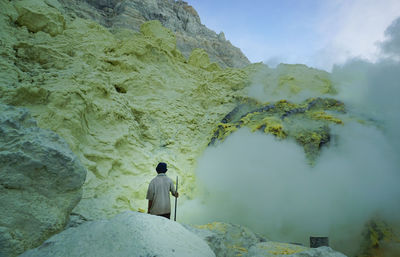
[332, 16, 400, 154]
[182, 125, 400, 255]
[381, 17, 400, 59]
[181, 17, 400, 256]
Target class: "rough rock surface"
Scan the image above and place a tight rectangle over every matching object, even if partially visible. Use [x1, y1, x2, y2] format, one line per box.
[0, 0, 342, 220]
[15, 0, 65, 36]
[0, 105, 86, 257]
[248, 63, 336, 102]
[209, 97, 345, 162]
[248, 242, 347, 257]
[0, 0, 253, 220]
[20, 211, 216, 257]
[58, 0, 250, 68]
[185, 222, 268, 257]
[185, 222, 347, 257]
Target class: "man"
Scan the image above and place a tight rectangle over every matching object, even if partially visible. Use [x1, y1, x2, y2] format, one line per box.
[146, 162, 179, 219]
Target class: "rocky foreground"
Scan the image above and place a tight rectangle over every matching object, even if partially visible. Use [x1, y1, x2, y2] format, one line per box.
[21, 211, 346, 257]
[0, 104, 348, 257]
[0, 0, 396, 256]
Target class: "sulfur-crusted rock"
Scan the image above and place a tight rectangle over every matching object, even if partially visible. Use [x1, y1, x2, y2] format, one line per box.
[185, 222, 267, 257]
[188, 48, 211, 68]
[248, 242, 307, 256]
[140, 20, 176, 52]
[0, 0, 346, 223]
[248, 242, 347, 257]
[188, 48, 221, 71]
[246, 63, 338, 108]
[209, 97, 345, 162]
[14, 0, 65, 36]
[20, 211, 215, 257]
[0, 0, 252, 220]
[184, 222, 347, 257]
[58, 0, 250, 68]
[356, 217, 400, 257]
[0, 104, 86, 257]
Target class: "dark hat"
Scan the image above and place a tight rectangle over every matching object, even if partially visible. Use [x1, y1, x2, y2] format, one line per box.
[156, 162, 168, 173]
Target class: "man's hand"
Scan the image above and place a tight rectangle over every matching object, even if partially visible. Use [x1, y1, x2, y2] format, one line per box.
[174, 192, 179, 198]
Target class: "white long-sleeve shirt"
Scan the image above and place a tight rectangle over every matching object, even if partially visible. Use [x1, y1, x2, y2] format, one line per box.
[146, 173, 176, 215]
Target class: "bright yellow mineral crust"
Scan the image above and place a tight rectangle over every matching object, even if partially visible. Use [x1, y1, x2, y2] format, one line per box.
[227, 245, 248, 257]
[257, 242, 307, 255]
[308, 111, 343, 124]
[247, 116, 286, 138]
[195, 222, 229, 233]
[209, 96, 344, 162]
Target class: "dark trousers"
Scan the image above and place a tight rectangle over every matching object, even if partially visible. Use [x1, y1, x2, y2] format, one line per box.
[157, 213, 171, 219]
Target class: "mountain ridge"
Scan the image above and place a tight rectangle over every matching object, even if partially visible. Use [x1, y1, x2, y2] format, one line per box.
[59, 0, 251, 68]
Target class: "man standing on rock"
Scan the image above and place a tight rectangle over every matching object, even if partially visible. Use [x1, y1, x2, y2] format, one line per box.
[146, 162, 179, 219]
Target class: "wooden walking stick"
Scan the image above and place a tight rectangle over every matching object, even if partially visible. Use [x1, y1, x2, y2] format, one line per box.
[174, 176, 178, 221]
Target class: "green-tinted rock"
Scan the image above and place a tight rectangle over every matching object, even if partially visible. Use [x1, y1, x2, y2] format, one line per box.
[15, 0, 65, 36]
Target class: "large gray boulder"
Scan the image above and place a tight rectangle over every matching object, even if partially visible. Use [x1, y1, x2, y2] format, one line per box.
[0, 104, 86, 257]
[59, 0, 250, 68]
[20, 211, 216, 257]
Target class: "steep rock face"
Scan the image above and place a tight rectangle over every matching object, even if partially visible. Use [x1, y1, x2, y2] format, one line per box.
[20, 211, 216, 257]
[58, 0, 251, 68]
[0, 0, 252, 220]
[0, 105, 86, 257]
[0, 0, 343, 221]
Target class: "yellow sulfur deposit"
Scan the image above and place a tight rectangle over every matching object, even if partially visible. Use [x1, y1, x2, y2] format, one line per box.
[356, 217, 400, 257]
[191, 222, 267, 257]
[195, 222, 229, 233]
[0, 0, 253, 219]
[307, 111, 343, 124]
[209, 97, 344, 162]
[256, 242, 307, 255]
[246, 115, 286, 138]
[262, 118, 286, 138]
